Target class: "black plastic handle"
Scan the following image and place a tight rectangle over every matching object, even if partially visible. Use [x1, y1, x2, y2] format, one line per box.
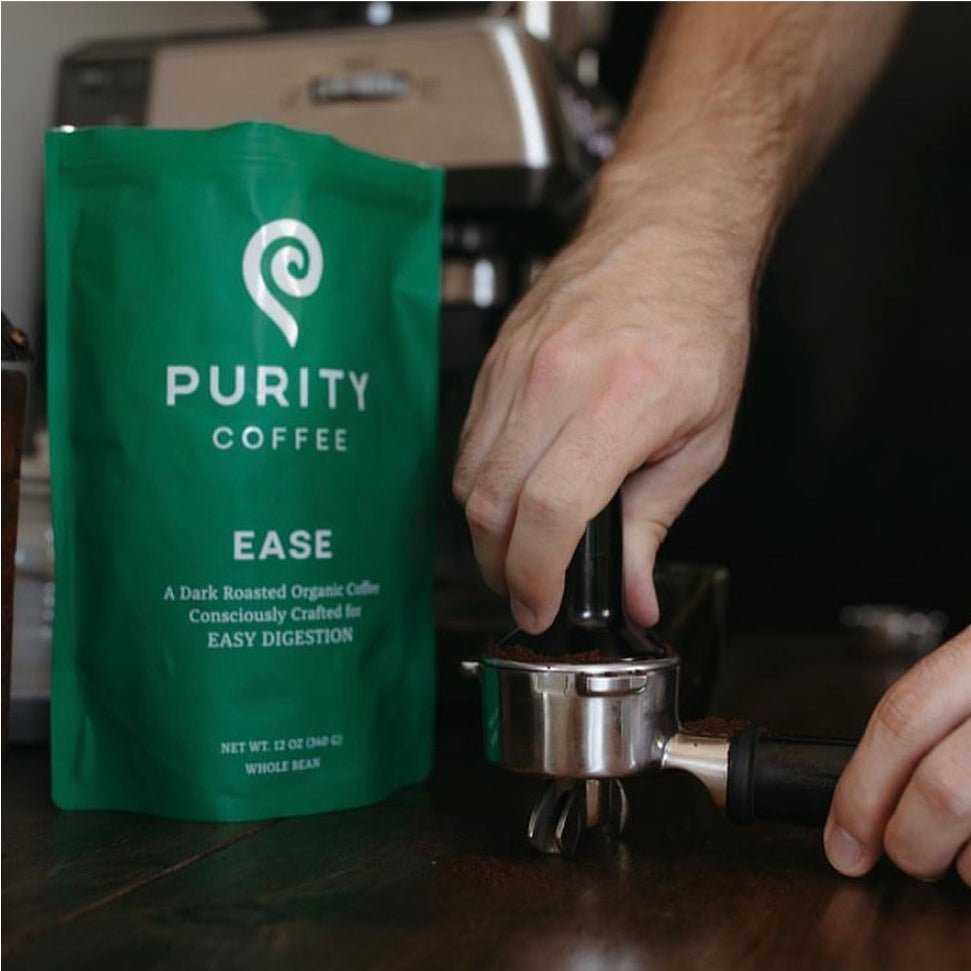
[726, 727, 856, 825]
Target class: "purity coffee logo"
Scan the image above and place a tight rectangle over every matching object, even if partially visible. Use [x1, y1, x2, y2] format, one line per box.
[165, 218, 369, 456]
[242, 219, 323, 348]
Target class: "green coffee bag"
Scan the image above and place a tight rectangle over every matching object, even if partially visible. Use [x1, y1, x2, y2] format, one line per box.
[46, 123, 443, 821]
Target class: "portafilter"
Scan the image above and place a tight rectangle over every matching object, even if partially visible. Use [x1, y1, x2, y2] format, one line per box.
[462, 495, 855, 855]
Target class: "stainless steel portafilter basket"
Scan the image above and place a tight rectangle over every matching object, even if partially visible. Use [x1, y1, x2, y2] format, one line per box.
[463, 496, 854, 856]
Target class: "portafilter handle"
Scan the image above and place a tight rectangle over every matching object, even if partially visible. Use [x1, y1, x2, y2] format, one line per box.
[663, 728, 855, 825]
[725, 728, 856, 825]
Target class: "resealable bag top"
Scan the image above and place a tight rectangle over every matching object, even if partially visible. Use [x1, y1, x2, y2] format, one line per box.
[46, 123, 443, 821]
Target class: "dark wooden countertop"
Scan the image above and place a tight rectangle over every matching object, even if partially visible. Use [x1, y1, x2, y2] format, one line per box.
[3, 630, 969, 970]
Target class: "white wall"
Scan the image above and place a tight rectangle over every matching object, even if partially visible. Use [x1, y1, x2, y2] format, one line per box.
[1, 1, 264, 339]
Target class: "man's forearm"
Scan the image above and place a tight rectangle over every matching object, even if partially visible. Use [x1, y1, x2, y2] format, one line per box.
[593, 2, 908, 271]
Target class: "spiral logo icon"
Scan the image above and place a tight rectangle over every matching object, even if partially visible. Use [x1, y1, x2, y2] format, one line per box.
[242, 219, 323, 348]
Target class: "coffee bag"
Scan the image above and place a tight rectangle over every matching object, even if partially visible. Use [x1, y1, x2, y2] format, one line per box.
[46, 123, 443, 820]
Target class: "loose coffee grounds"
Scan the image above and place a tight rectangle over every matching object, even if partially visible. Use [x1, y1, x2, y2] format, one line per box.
[682, 716, 749, 738]
[441, 853, 561, 890]
[485, 643, 632, 664]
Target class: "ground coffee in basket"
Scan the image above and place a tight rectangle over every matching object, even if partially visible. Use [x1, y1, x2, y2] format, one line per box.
[46, 123, 443, 821]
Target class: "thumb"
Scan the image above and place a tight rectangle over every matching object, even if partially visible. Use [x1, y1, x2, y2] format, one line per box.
[621, 504, 666, 628]
[621, 441, 725, 628]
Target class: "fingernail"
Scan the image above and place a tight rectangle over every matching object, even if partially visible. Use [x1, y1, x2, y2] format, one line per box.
[825, 821, 867, 875]
[511, 599, 537, 632]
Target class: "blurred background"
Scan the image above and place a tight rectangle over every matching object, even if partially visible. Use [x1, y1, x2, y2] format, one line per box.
[3, 2, 969, 736]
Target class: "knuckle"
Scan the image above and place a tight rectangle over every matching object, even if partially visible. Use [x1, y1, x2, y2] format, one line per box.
[518, 479, 574, 533]
[689, 433, 732, 482]
[600, 343, 655, 400]
[481, 342, 501, 372]
[528, 337, 576, 392]
[871, 680, 928, 746]
[639, 519, 669, 547]
[480, 346, 506, 384]
[464, 488, 506, 538]
[869, 642, 960, 748]
[912, 755, 971, 821]
[613, 344, 655, 388]
[482, 332, 513, 373]
[452, 459, 474, 504]
[699, 444, 729, 479]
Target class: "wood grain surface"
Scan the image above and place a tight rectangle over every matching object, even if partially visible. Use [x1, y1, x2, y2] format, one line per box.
[4, 631, 969, 970]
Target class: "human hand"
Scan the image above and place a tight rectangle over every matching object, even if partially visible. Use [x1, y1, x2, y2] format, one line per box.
[449, 0, 908, 637]
[452, 178, 753, 633]
[825, 625, 971, 886]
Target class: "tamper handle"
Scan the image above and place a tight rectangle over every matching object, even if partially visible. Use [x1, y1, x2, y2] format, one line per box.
[726, 728, 855, 825]
[564, 494, 624, 630]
